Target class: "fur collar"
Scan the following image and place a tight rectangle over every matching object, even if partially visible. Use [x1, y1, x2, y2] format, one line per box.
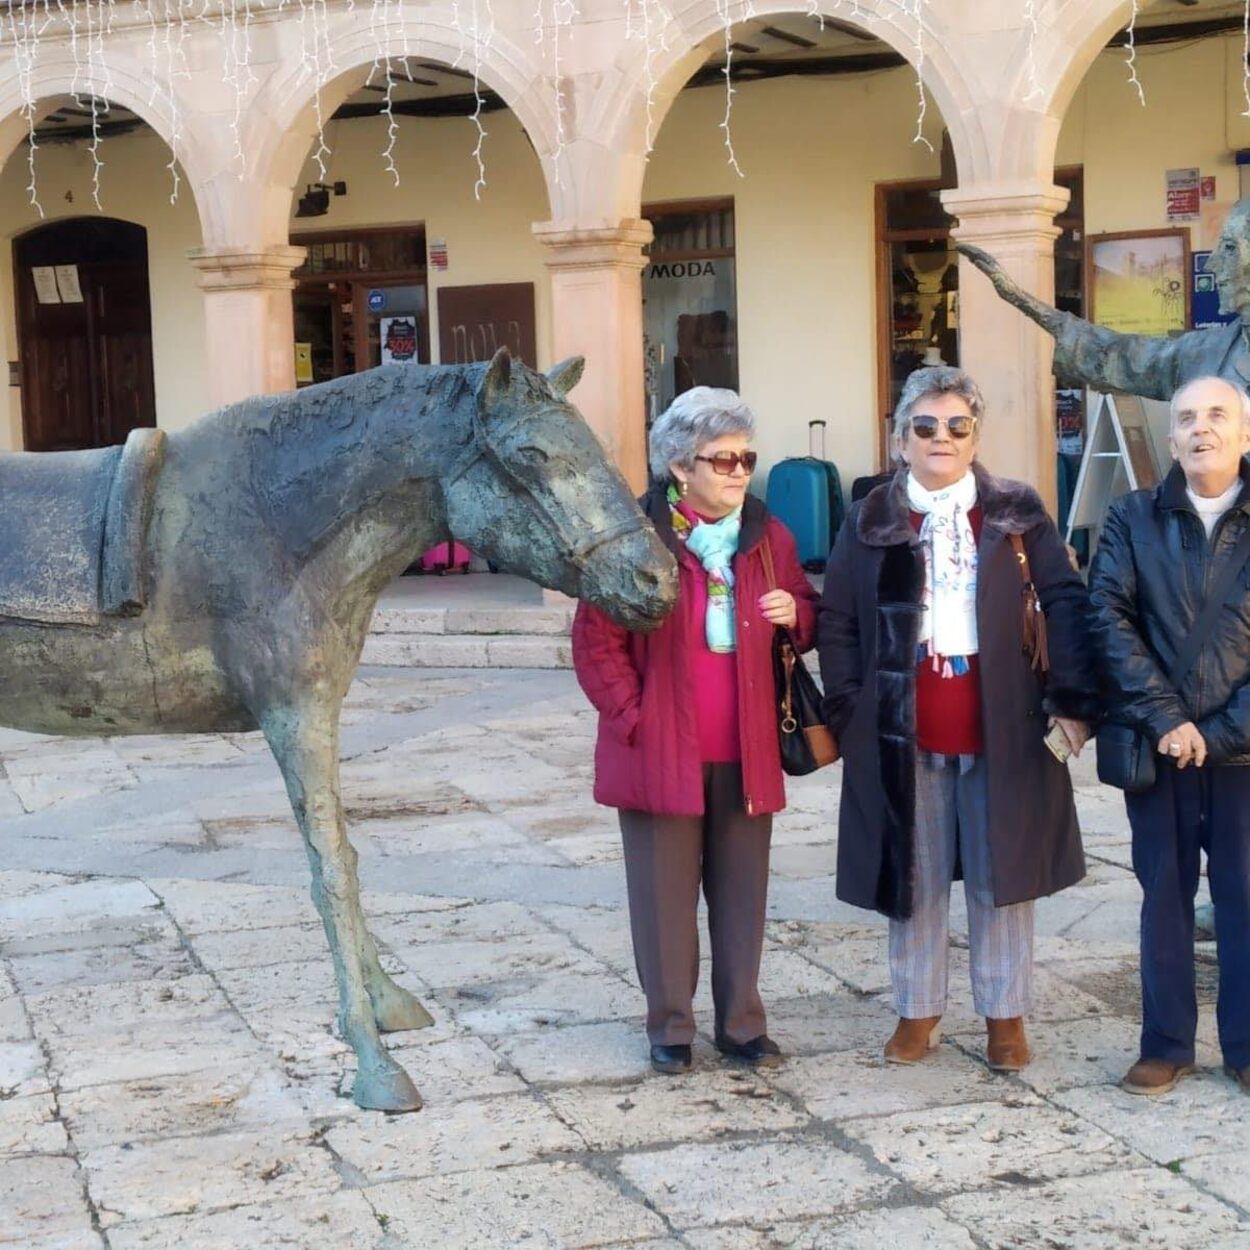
[856, 462, 1050, 547]
[642, 483, 769, 560]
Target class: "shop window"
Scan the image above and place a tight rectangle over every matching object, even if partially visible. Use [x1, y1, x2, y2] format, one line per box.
[291, 226, 430, 384]
[641, 199, 738, 426]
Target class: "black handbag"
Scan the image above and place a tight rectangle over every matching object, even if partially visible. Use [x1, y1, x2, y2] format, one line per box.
[761, 540, 838, 776]
[1096, 520, 1250, 792]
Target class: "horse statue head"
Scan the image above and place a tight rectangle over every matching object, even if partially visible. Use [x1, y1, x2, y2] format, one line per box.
[442, 349, 676, 631]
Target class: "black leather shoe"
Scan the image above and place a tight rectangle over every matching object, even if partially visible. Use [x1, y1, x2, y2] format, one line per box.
[650, 1043, 693, 1075]
[715, 1034, 783, 1068]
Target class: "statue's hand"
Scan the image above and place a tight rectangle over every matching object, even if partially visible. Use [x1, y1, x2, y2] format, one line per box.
[956, 243, 1065, 336]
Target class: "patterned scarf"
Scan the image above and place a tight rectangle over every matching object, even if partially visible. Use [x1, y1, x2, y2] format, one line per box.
[669, 484, 741, 653]
[906, 470, 979, 678]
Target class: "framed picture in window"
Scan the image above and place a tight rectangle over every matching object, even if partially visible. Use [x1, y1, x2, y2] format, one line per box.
[1087, 228, 1190, 336]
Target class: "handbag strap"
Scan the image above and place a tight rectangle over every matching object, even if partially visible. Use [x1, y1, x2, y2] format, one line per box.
[1167, 513, 1250, 688]
[760, 537, 777, 593]
[1008, 532, 1050, 675]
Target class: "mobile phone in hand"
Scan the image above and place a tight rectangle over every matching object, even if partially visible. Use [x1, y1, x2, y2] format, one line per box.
[1044, 720, 1072, 764]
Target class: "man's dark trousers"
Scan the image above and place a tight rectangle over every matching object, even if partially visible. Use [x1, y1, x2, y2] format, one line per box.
[1126, 761, 1250, 1070]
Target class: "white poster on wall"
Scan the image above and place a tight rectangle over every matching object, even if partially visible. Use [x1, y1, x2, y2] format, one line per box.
[31, 267, 60, 304]
[380, 316, 419, 365]
[54, 265, 84, 303]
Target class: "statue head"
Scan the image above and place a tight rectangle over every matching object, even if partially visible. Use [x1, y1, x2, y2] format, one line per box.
[1206, 200, 1250, 317]
[443, 351, 677, 632]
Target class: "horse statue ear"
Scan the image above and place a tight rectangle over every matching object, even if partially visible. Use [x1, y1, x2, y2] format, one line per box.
[547, 356, 585, 398]
[479, 348, 513, 411]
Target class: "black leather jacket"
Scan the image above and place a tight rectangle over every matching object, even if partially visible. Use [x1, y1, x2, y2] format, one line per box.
[1089, 461, 1250, 765]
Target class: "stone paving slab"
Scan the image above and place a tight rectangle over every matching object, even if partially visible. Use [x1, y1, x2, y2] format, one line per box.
[0, 668, 1247, 1249]
[365, 1161, 669, 1247]
[941, 1167, 1250, 1249]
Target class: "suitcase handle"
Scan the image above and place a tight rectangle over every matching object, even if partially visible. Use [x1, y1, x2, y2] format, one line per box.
[808, 420, 826, 461]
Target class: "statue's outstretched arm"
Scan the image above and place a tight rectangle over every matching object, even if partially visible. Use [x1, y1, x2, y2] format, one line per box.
[957, 244, 1066, 337]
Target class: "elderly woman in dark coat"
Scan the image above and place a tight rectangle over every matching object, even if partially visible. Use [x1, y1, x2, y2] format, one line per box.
[818, 366, 1100, 1071]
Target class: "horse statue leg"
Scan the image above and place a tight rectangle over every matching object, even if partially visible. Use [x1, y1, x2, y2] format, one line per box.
[361, 929, 434, 1032]
[260, 696, 424, 1112]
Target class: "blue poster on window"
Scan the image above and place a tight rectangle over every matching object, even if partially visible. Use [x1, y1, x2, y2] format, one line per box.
[1193, 251, 1236, 331]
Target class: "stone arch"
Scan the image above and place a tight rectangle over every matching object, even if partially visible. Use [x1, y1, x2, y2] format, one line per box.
[0, 46, 212, 238]
[583, 0, 979, 221]
[246, 4, 560, 246]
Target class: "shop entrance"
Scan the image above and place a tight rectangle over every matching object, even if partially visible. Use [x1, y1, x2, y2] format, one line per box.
[15, 218, 156, 452]
[291, 227, 431, 384]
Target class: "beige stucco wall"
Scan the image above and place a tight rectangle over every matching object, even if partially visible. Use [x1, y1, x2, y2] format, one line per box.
[1057, 33, 1250, 244]
[0, 128, 206, 449]
[643, 68, 943, 486]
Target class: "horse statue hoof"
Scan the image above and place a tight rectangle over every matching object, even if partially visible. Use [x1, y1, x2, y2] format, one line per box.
[353, 1056, 424, 1113]
[372, 982, 436, 1034]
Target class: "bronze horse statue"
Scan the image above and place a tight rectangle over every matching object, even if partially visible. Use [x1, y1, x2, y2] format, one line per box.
[0, 350, 676, 1112]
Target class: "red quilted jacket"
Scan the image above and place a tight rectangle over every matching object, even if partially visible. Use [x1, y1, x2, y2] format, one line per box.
[572, 487, 818, 817]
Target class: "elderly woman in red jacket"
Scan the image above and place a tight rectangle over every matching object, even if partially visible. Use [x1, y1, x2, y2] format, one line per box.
[573, 387, 818, 1075]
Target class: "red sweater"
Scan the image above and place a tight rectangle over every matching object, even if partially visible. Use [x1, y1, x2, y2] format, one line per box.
[910, 507, 984, 756]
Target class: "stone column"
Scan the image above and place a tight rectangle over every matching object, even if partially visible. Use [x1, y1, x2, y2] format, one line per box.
[188, 246, 307, 409]
[941, 184, 1070, 513]
[533, 219, 653, 493]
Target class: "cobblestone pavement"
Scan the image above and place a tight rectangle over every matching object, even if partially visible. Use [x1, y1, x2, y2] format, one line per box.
[0, 668, 1245, 1249]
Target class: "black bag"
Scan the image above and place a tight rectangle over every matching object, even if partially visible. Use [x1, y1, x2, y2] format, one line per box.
[761, 540, 838, 776]
[1096, 519, 1250, 792]
[1095, 721, 1157, 793]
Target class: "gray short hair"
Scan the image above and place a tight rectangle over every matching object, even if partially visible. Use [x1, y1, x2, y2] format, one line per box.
[1169, 375, 1250, 429]
[892, 366, 986, 440]
[648, 387, 756, 480]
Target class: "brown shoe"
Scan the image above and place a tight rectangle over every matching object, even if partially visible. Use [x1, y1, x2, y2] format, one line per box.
[884, 1016, 942, 1065]
[1224, 1063, 1250, 1093]
[1122, 1057, 1196, 1096]
[986, 1017, 1032, 1072]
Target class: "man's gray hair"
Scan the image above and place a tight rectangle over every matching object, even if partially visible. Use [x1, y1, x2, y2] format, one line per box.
[1169, 375, 1250, 429]
[648, 387, 756, 480]
[892, 366, 986, 440]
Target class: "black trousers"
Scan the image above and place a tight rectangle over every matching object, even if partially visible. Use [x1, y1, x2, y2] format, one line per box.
[1125, 762, 1250, 1070]
[618, 763, 773, 1046]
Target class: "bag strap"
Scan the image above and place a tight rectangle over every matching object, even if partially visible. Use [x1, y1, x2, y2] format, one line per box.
[760, 537, 777, 593]
[1009, 532, 1050, 675]
[1167, 514, 1250, 688]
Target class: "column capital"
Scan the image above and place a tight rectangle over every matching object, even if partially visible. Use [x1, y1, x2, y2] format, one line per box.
[941, 183, 1070, 246]
[187, 245, 308, 293]
[532, 219, 654, 271]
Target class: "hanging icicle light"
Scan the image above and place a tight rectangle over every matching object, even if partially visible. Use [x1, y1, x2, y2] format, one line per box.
[910, 0, 933, 151]
[1241, 0, 1250, 117]
[1021, 0, 1043, 104]
[715, 0, 744, 176]
[1124, 0, 1146, 107]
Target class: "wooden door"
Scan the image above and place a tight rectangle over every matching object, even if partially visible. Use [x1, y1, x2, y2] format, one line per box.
[15, 218, 156, 452]
[436, 282, 537, 367]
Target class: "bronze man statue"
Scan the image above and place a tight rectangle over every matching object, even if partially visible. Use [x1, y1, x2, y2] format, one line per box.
[959, 199, 1250, 399]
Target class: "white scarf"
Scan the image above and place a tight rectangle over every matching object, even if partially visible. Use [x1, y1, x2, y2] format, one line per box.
[907, 470, 979, 676]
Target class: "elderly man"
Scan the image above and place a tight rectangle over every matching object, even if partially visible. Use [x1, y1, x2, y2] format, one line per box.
[960, 199, 1250, 400]
[1090, 375, 1250, 1096]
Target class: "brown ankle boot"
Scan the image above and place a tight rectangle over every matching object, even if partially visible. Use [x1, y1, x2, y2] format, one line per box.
[884, 1016, 942, 1065]
[1123, 1058, 1196, 1096]
[986, 1017, 1032, 1071]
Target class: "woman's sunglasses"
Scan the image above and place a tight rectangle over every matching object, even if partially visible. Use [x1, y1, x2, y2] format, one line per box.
[694, 451, 759, 475]
[910, 414, 978, 441]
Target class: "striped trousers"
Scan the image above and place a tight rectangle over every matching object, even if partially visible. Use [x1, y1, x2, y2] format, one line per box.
[889, 752, 1034, 1019]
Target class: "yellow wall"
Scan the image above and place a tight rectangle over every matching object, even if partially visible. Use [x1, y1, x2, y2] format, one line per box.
[644, 68, 943, 486]
[0, 127, 205, 450]
[1057, 34, 1250, 244]
[291, 110, 553, 368]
